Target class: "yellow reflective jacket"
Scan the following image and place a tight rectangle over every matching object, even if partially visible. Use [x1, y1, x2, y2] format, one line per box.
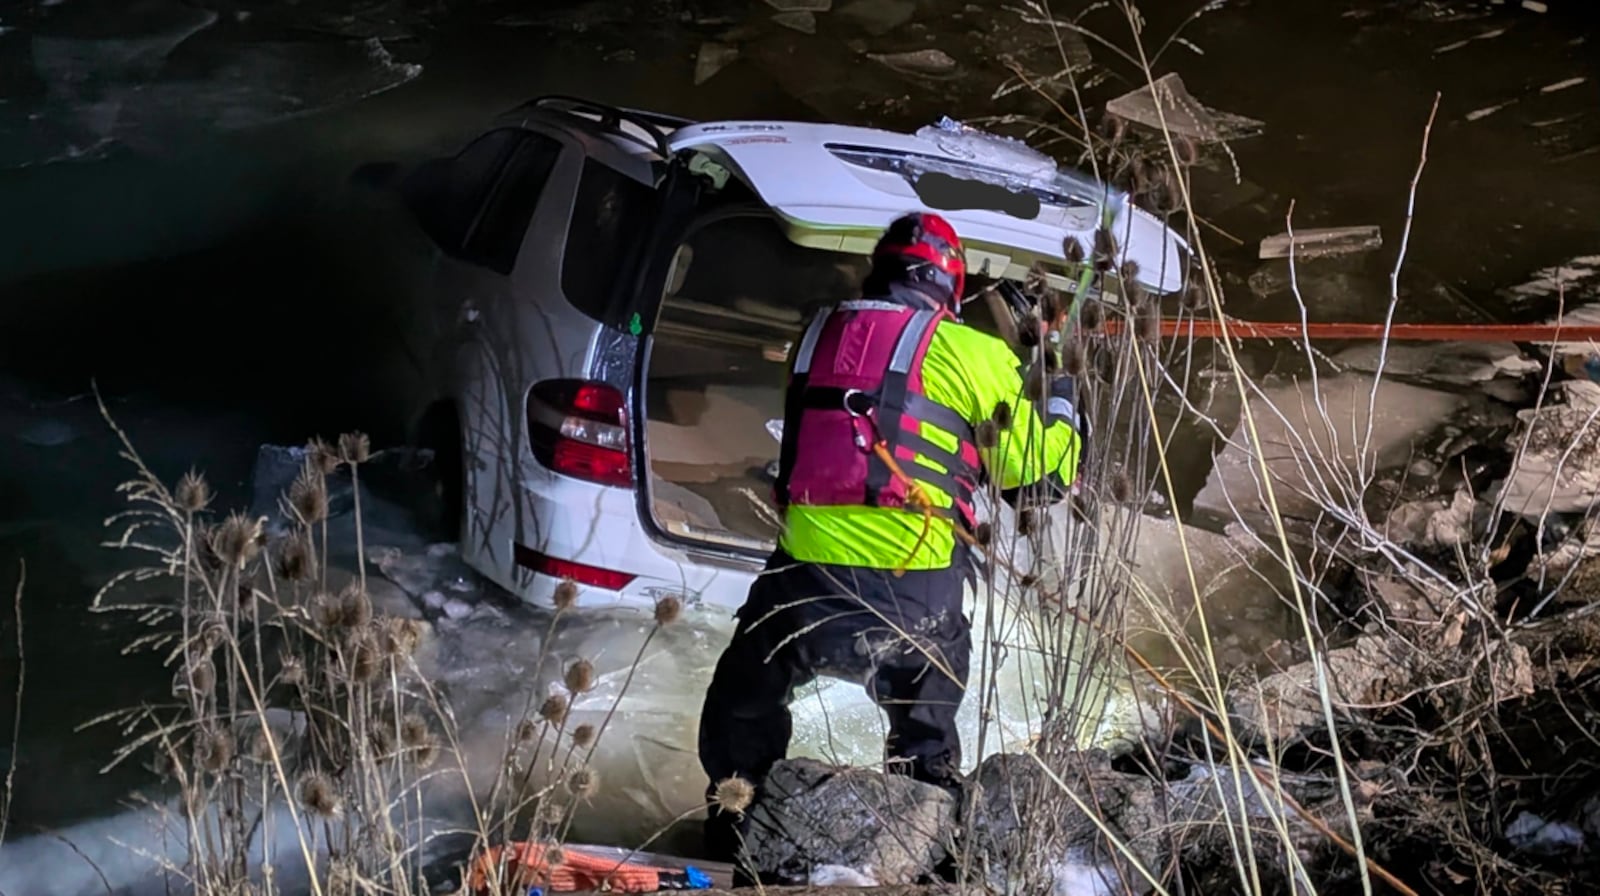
[778, 314, 1083, 570]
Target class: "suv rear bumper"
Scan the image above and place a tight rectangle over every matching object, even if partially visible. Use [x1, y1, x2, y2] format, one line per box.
[501, 470, 763, 617]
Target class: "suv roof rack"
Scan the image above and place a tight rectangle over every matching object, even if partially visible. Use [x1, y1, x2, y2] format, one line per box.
[502, 95, 693, 160]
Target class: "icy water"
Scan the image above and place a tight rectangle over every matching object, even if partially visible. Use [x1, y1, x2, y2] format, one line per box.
[1, 0, 1599, 875]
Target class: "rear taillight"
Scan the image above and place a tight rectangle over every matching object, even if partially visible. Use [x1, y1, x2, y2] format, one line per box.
[526, 379, 632, 487]
[514, 544, 636, 590]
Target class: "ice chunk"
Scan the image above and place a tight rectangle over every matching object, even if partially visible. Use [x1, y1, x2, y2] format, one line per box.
[868, 49, 958, 77]
[694, 42, 738, 86]
[1332, 341, 1542, 385]
[837, 0, 916, 35]
[1258, 225, 1382, 261]
[1490, 378, 1600, 517]
[1194, 374, 1470, 522]
[1104, 72, 1264, 144]
[771, 11, 818, 32]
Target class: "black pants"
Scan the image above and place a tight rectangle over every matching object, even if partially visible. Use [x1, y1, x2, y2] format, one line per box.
[697, 547, 973, 861]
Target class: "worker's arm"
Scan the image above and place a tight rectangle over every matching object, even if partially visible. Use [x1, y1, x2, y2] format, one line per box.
[962, 334, 1084, 495]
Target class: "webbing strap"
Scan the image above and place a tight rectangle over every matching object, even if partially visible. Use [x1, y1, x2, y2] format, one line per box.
[791, 306, 833, 376]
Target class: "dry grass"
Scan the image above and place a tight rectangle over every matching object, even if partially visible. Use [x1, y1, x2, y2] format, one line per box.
[72, 395, 731, 896]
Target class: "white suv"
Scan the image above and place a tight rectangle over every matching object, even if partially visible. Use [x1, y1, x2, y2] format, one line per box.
[393, 95, 1188, 619]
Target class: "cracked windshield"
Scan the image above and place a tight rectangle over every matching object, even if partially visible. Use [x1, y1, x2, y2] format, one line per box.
[3, 0, 1600, 894]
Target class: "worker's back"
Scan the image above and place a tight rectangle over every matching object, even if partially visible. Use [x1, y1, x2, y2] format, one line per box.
[778, 305, 1083, 571]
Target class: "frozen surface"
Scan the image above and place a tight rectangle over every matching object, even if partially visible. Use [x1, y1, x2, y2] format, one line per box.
[1194, 373, 1469, 522]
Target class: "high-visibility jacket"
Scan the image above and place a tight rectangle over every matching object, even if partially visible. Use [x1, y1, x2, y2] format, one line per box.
[777, 297, 1083, 571]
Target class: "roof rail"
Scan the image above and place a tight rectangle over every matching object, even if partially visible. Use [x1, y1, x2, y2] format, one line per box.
[504, 95, 680, 160]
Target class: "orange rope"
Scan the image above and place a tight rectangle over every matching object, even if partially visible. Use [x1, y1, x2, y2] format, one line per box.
[467, 842, 670, 894]
[871, 440, 947, 577]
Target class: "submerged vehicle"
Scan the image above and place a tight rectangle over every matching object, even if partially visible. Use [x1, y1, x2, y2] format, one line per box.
[396, 94, 1189, 617]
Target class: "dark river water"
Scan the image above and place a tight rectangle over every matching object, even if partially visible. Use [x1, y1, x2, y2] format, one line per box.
[0, 0, 1598, 856]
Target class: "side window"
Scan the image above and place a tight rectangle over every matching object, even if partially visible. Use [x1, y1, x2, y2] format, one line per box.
[560, 157, 657, 322]
[462, 133, 562, 274]
[400, 127, 562, 274]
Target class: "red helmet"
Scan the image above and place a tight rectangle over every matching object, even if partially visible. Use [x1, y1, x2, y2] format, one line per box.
[872, 212, 966, 309]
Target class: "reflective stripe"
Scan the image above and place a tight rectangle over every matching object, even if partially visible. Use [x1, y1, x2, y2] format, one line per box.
[792, 307, 832, 375]
[837, 299, 905, 312]
[889, 309, 938, 374]
[902, 393, 973, 444]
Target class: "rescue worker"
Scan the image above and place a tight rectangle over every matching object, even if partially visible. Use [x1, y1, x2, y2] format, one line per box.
[697, 211, 1085, 863]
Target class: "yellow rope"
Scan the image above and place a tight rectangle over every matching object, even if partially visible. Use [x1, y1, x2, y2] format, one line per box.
[871, 440, 944, 577]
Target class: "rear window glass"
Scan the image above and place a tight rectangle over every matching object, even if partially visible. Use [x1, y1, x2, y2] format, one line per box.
[561, 158, 657, 323]
[465, 134, 562, 274]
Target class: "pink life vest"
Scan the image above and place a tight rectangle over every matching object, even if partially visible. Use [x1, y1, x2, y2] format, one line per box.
[773, 298, 983, 531]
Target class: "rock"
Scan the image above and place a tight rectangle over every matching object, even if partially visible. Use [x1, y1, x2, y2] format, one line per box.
[743, 758, 957, 885]
[961, 751, 1163, 896]
[771, 10, 816, 33]
[1232, 631, 1534, 744]
[867, 48, 957, 77]
[1506, 810, 1585, 856]
[837, 0, 914, 35]
[1383, 489, 1486, 549]
[442, 597, 473, 619]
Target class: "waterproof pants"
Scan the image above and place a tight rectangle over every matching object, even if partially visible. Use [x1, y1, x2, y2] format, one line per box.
[697, 546, 973, 861]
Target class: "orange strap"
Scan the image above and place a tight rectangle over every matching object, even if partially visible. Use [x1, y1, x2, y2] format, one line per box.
[467, 842, 668, 894]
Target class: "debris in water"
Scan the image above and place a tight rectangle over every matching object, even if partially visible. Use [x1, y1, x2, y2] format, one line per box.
[867, 48, 958, 77]
[836, 0, 915, 35]
[1540, 76, 1587, 94]
[694, 42, 739, 85]
[1104, 72, 1265, 144]
[1434, 27, 1506, 53]
[1522, 0, 1548, 12]
[1466, 100, 1517, 121]
[771, 11, 817, 33]
[1258, 225, 1382, 260]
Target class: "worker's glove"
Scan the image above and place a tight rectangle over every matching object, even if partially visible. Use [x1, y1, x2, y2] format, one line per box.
[1045, 373, 1084, 433]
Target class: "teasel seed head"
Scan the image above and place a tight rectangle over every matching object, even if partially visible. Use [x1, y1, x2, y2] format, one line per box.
[564, 659, 595, 694]
[175, 469, 213, 513]
[973, 523, 993, 547]
[276, 531, 317, 583]
[381, 616, 424, 659]
[975, 420, 999, 449]
[297, 771, 342, 817]
[653, 594, 683, 626]
[209, 512, 262, 569]
[565, 767, 599, 799]
[339, 583, 372, 629]
[991, 400, 1013, 430]
[196, 727, 235, 772]
[1109, 470, 1134, 504]
[553, 578, 579, 611]
[572, 723, 597, 749]
[539, 694, 569, 726]
[1079, 301, 1103, 333]
[348, 629, 382, 683]
[515, 719, 538, 744]
[713, 775, 756, 817]
[288, 463, 329, 526]
[1062, 236, 1086, 265]
[338, 432, 371, 465]
[307, 437, 341, 475]
[1062, 341, 1085, 378]
[187, 655, 216, 697]
[1092, 227, 1118, 273]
